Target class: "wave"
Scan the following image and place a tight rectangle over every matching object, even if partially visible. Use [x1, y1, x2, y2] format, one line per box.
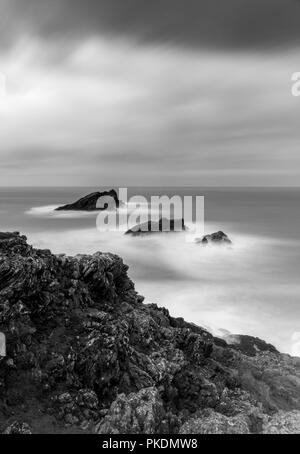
[25, 205, 99, 219]
[23, 220, 300, 357]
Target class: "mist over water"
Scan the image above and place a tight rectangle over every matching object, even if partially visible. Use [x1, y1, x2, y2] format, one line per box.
[1, 187, 300, 356]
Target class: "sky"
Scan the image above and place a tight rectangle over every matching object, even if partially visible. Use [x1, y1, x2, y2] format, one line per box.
[1, 0, 300, 186]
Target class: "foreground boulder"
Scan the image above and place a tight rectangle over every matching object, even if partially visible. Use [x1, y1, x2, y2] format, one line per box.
[125, 218, 186, 235]
[55, 189, 120, 211]
[0, 232, 300, 434]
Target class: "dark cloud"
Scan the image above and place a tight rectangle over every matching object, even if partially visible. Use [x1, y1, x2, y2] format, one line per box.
[2, 0, 300, 50]
[1, 0, 300, 187]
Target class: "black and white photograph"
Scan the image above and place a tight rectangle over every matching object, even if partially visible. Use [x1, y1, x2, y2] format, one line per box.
[1, 0, 300, 439]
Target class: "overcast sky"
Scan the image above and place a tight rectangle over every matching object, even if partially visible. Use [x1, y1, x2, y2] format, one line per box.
[1, 0, 300, 186]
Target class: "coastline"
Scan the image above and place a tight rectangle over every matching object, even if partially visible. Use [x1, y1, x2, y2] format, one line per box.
[1, 232, 300, 434]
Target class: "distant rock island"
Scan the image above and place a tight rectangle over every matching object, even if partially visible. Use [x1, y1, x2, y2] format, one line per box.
[125, 218, 186, 235]
[1, 231, 300, 434]
[195, 231, 232, 245]
[55, 189, 120, 211]
[125, 223, 232, 247]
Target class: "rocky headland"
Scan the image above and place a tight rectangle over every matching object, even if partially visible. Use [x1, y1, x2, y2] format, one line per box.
[55, 189, 120, 211]
[0, 232, 300, 434]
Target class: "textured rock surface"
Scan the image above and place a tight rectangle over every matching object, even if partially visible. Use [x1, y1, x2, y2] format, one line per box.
[55, 189, 120, 211]
[179, 409, 250, 434]
[3, 421, 32, 434]
[224, 334, 278, 357]
[0, 232, 300, 434]
[263, 410, 300, 434]
[96, 387, 166, 434]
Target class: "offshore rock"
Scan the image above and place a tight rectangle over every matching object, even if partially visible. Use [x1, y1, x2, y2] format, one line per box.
[55, 189, 120, 211]
[0, 232, 300, 434]
[125, 218, 186, 235]
[195, 231, 232, 245]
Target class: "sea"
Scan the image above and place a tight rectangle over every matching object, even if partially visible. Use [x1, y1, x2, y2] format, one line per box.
[1, 186, 300, 356]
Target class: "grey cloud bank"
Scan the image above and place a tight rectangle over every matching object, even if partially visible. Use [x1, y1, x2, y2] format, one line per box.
[0, 0, 300, 186]
[2, 0, 300, 50]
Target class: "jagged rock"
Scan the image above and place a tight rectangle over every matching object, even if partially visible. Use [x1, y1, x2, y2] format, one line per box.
[179, 408, 250, 434]
[225, 334, 278, 357]
[95, 387, 166, 434]
[3, 421, 32, 434]
[0, 232, 300, 434]
[263, 410, 300, 434]
[55, 189, 120, 211]
[125, 218, 186, 235]
[235, 352, 300, 412]
[195, 231, 232, 245]
[53, 389, 99, 426]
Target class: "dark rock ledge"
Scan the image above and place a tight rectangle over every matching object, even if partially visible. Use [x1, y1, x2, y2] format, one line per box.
[0, 232, 300, 434]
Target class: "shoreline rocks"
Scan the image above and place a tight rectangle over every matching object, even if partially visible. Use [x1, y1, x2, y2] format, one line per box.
[0, 232, 300, 434]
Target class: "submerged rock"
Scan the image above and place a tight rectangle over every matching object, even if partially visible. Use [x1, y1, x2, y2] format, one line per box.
[0, 231, 299, 434]
[55, 189, 120, 211]
[125, 218, 186, 235]
[195, 231, 232, 245]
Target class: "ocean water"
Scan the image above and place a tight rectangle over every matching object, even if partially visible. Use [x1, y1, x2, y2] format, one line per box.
[1, 186, 300, 356]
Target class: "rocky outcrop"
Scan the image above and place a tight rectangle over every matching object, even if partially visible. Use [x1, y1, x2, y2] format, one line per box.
[55, 189, 120, 211]
[263, 410, 300, 434]
[125, 218, 186, 235]
[225, 335, 278, 357]
[52, 389, 99, 429]
[96, 387, 167, 434]
[0, 232, 300, 434]
[3, 421, 32, 434]
[179, 408, 251, 434]
[195, 231, 232, 245]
